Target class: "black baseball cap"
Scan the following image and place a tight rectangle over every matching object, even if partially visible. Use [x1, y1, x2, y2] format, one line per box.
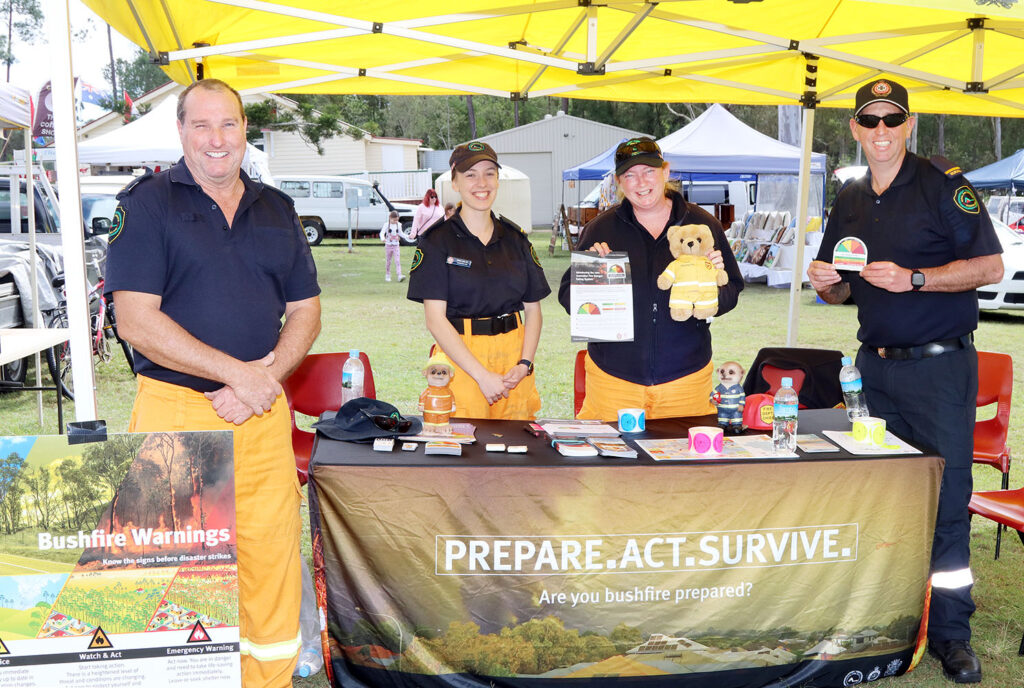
[615, 137, 665, 176]
[449, 141, 501, 173]
[854, 79, 909, 116]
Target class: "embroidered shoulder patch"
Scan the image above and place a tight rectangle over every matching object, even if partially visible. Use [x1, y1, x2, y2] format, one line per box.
[109, 205, 126, 242]
[530, 244, 542, 268]
[953, 186, 980, 214]
[410, 248, 424, 271]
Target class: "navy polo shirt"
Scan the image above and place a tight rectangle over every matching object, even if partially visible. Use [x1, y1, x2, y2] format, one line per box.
[406, 212, 550, 318]
[105, 159, 320, 392]
[816, 153, 1001, 348]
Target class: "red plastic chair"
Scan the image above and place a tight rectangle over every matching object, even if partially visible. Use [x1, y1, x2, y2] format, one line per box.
[282, 352, 376, 485]
[574, 350, 587, 418]
[967, 487, 1024, 655]
[974, 351, 1013, 558]
[760, 365, 807, 404]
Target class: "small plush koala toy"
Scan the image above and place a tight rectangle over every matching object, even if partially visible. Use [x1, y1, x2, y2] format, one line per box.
[656, 224, 728, 321]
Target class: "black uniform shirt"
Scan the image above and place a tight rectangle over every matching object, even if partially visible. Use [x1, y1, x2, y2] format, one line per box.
[406, 212, 550, 318]
[816, 153, 1001, 348]
[104, 159, 321, 392]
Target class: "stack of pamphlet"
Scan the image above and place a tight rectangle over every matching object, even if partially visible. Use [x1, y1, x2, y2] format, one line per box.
[539, 418, 621, 441]
[553, 439, 599, 457]
[586, 437, 638, 458]
[401, 422, 477, 444]
[424, 440, 463, 456]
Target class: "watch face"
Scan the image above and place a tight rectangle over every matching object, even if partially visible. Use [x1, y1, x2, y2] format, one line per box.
[912, 271, 925, 288]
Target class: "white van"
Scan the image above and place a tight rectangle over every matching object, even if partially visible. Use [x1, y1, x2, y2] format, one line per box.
[275, 175, 418, 245]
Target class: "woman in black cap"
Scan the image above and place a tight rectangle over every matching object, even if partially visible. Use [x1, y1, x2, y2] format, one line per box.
[407, 142, 550, 420]
[558, 136, 744, 421]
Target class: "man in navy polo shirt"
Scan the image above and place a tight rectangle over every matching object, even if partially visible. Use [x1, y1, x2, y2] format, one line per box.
[809, 78, 1002, 684]
[106, 78, 321, 687]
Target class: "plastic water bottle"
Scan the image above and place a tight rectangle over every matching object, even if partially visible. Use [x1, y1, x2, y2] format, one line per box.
[293, 557, 324, 677]
[839, 355, 870, 421]
[772, 377, 799, 454]
[341, 350, 365, 404]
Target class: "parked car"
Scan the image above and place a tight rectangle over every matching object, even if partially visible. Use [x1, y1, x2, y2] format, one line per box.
[978, 216, 1024, 311]
[275, 175, 418, 246]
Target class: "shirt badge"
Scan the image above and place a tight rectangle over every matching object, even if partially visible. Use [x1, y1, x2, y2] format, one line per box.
[530, 245, 543, 268]
[953, 186, 980, 214]
[110, 205, 126, 243]
[447, 256, 472, 268]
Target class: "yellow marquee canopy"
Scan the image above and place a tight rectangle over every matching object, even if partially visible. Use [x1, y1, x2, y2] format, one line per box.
[83, 0, 1024, 116]
[50, 1, 1024, 416]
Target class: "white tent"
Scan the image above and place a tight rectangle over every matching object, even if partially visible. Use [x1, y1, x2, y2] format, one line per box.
[0, 83, 31, 129]
[77, 97, 273, 183]
[657, 104, 826, 177]
[435, 165, 532, 233]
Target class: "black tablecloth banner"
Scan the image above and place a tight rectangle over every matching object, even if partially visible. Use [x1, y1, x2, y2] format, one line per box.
[309, 457, 941, 688]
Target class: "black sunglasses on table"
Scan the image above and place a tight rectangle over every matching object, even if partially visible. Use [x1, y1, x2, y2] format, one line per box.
[359, 409, 413, 433]
[855, 112, 909, 129]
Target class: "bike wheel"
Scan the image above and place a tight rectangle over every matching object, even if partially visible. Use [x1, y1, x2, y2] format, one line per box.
[105, 301, 136, 375]
[45, 310, 75, 401]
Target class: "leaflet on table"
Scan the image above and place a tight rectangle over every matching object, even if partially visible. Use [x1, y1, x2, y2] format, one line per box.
[400, 422, 477, 444]
[538, 419, 620, 439]
[553, 439, 599, 457]
[636, 434, 798, 461]
[796, 434, 839, 453]
[821, 430, 922, 455]
[569, 250, 634, 342]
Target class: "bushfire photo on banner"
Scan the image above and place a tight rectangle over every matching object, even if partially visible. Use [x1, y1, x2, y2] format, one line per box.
[309, 458, 942, 688]
[0, 431, 240, 688]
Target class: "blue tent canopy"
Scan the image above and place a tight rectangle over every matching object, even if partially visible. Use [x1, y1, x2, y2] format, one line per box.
[965, 148, 1024, 190]
[561, 105, 826, 181]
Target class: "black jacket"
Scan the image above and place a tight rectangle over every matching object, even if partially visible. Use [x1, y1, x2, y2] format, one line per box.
[558, 191, 743, 385]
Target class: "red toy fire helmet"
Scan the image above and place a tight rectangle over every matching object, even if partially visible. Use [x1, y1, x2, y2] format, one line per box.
[742, 393, 774, 430]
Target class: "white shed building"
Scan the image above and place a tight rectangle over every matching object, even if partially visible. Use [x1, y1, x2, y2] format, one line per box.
[429, 113, 643, 227]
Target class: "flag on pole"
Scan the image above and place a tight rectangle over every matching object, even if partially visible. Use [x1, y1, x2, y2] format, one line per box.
[123, 90, 138, 121]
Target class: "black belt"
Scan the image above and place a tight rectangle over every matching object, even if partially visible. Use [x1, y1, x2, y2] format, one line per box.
[870, 334, 973, 360]
[449, 313, 520, 336]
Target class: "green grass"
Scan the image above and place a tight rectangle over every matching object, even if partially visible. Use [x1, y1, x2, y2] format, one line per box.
[3, 233, 1023, 687]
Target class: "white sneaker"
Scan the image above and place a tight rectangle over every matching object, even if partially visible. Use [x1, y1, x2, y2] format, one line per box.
[398, 275, 405, 282]
[385, 275, 391, 282]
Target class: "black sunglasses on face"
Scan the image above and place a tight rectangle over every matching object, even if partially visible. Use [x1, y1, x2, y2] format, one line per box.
[360, 409, 413, 433]
[855, 112, 909, 129]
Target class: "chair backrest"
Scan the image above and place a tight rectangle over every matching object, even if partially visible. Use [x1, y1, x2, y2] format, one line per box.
[974, 350, 1012, 470]
[574, 350, 587, 418]
[743, 347, 844, 409]
[282, 351, 376, 486]
[283, 351, 376, 417]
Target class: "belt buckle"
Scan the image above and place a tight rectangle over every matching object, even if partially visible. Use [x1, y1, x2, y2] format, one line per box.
[878, 347, 887, 359]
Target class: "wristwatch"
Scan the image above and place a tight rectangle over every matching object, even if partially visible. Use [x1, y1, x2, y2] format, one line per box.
[910, 270, 925, 291]
[518, 359, 534, 375]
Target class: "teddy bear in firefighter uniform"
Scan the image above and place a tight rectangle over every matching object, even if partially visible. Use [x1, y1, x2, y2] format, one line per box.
[656, 224, 729, 321]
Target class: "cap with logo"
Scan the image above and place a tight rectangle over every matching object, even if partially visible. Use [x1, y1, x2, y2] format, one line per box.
[449, 141, 501, 173]
[614, 137, 666, 176]
[854, 79, 909, 116]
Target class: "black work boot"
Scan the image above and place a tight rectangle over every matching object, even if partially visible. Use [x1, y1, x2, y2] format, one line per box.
[928, 639, 982, 684]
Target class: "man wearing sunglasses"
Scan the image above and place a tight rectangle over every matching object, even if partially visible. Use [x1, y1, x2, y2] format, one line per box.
[808, 78, 1002, 684]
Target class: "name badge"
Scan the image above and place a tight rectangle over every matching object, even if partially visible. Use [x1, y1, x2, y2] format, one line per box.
[447, 257, 472, 268]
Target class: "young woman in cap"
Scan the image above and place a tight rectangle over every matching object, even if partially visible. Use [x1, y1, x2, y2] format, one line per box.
[558, 136, 744, 420]
[407, 142, 550, 420]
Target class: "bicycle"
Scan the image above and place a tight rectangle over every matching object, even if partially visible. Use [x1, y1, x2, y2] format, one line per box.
[45, 272, 135, 401]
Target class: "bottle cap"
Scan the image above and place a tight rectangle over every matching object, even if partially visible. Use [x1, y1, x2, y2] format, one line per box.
[781, 377, 793, 388]
[841, 356, 852, 366]
[349, 349, 360, 358]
